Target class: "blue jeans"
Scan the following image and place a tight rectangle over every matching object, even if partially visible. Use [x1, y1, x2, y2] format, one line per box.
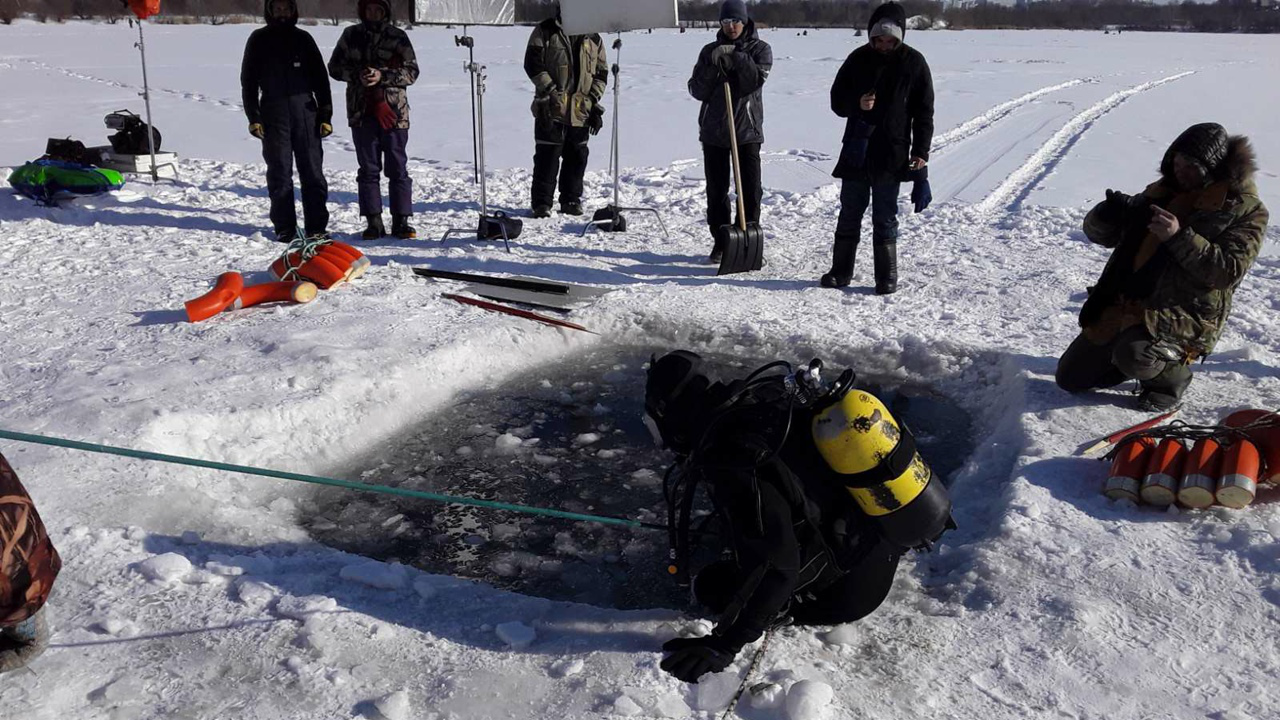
[829, 177, 899, 280]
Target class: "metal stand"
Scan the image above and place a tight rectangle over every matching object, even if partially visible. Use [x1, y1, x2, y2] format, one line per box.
[135, 20, 159, 182]
[580, 34, 669, 239]
[440, 43, 518, 252]
[457, 28, 479, 185]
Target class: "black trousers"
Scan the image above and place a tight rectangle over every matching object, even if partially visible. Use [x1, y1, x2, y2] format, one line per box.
[260, 94, 328, 235]
[532, 126, 591, 208]
[1056, 325, 1193, 399]
[703, 142, 762, 242]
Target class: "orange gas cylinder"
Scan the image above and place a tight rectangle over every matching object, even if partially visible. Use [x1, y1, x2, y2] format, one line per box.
[232, 281, 318, 310]
[1177, 438, 1221, 509]
[129, 0, 161, 20]
[1222, 409, 1280, 486]
[1216, 439, 1261, 509]
[1140, 438, 1186, 507]
[1105, 436, 1155, 502]
[184, 272, 244, 323]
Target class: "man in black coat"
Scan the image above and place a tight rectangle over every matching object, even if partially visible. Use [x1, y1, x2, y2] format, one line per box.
[645, 351, 903, 684]
[823, 2, 934, 293]
[687, 0, 773, 263]
[240, 0, 333, 242]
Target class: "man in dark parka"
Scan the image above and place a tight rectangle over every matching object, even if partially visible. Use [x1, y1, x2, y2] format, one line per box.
[240, 0, 333, 242]
[687, 0, 773, 263]
[823, 2, 934, 294]
[1056, 123, 1268, 411]
[524, 5, 608, 218]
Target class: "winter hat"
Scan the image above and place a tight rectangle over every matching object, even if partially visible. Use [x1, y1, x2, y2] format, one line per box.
[263, 0, 298, 25]
[1161, 122, 1229, 179]
[358, 0, 391, 23]
[870, 18, 903, 42]
[867, 2, 908, 40]
[644, 351, 713, 454]
[720, 0, 749, 23]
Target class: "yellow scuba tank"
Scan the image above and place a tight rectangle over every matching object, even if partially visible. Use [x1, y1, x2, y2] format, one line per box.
[811, 387, 953, 549]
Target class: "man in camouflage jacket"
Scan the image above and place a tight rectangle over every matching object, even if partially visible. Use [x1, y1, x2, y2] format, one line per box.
[524, 6, 608, 217]
[1056, 123, 1268, 411]
[328, 0, 420, 239]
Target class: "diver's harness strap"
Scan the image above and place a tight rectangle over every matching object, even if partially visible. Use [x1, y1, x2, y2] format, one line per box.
[836, 425, 917, 489]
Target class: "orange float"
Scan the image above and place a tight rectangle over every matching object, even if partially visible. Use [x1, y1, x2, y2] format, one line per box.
[1140, 438, 1185, 507]
[184, 272, 244, 322]
[1217, 439, 1261, 509]
[1222, 409, 1280, 486]
[1104, 436, 1154, 502]
[129, 0, 161, 20]
[1177, 438, 1221, 509]
[233, 281, 318, 310]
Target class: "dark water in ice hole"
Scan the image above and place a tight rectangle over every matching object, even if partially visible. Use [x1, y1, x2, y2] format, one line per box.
[305, 346, 975, 610]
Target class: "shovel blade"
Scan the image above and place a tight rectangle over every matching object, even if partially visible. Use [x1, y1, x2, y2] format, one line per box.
[480, 212, 522, 240]
[716, 222, 764, 275]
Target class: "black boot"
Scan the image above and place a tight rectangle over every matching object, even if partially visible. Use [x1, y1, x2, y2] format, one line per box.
[362, 215, 385, 240]
[1137, 363, 1192, 411]
[391, 214, 417, 240]
[820, 239, 856, 288]
[873, 241, 898, 295]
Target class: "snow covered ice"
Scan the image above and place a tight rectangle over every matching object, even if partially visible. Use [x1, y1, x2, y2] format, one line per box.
[1, 19, 1278, 720]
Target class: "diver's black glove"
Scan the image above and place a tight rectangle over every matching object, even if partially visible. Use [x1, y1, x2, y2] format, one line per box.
[660, 634, 739, 683]
[1097, 189, 1134, 224]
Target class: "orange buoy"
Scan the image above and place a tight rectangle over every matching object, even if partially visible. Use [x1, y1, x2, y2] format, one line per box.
[1222, 409, 1280, 486]
[184, 272, 244, 323]
[1140, 438, 1186, 507]
[1216, 439, 1261, 509]
[1105, 436, 1155, 502]
[1177, 438, 1221, 509]
[319, 242, 371, 280]
[232, 281, 318, 310]
[270, 252, 347, 289]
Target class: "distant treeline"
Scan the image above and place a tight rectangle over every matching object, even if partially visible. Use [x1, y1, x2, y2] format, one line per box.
[4, 0, 1279, 33]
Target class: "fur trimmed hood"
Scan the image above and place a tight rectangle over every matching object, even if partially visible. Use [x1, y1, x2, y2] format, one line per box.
[1160, 131, 1258, 192]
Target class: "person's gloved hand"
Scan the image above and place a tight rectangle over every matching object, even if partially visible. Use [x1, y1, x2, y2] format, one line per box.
[370, 98, 398, 131]
[1141, 339, 1185, 365]
[1097, 188, 1133, 224]
[711, 44, 736, 75]
[248, 123, 265, 139]
[318, 122, 333, 139]
[587, 104, 605, 136]
[660, 635, 739, 683]
[908, 165, 931, 213]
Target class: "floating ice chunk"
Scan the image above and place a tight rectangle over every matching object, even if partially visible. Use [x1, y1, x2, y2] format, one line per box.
[750, 682, 784, 709]
[573, 433, 601, 445]
[822, 624, 858, 646]
[550, 657, 584, 678]
[495, 620, 536, 649]
[275, 594, 339, 620]
[786, 679, 835, 720]
[592, 403, 611, 416]
[494, 433, 524, 454]
[234, 579, 277, 608]
[374, 690, 411, 720]
[340, 560, 408, 589]
[596, 449, 620, 460]
[135, 553, 192, 583]
[612, 695, 643, 716]
[693, 671, 739, 710]
[455, 445, 474, 457]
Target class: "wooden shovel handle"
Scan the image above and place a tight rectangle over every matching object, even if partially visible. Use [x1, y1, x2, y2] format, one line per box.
[722, 82, 747, 232]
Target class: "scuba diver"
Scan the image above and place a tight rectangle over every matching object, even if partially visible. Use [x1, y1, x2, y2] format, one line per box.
[644, 350, 953, 683]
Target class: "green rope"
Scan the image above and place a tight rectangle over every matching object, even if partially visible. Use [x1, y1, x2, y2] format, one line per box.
[277, 231, 332, 282]
[0, 428, 667, 532]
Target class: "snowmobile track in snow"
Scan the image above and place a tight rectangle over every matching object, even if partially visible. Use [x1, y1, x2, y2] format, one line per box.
[20, 59, 243, 113]
[974, 71, 1195, 215]
[931, 78, 1090, 156]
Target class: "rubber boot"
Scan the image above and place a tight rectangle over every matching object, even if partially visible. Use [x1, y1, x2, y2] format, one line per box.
[362, 214, 385, 240]
[820, 239, 856, 288]
[391, 214, 417, 240]
[1137, 362, 1192, 411]
[873, 241, 898, 295]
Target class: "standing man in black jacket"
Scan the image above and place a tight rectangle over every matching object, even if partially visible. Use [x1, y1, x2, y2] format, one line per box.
[823, 2, 933, 294]
[687, 0, 773, 263]
[240, 0, 333, 242]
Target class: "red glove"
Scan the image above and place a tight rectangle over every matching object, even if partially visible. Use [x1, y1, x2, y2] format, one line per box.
[366, 89, 398, 131]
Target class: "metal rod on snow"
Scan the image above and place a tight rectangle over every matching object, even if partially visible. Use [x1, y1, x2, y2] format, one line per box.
[136, 20, 159, 181]
[611, 34, 622, 212]
[460, 27, 479, 184]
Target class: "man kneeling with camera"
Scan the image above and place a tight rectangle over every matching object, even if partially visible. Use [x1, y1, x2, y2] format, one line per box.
[1056, 123, 1269, 411]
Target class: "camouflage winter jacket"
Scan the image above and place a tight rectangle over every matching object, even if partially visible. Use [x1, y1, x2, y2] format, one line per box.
[1079, 136, 1268, 358]
[523, 17, 607, 143]
[0, 452, 60, 627]
[327, 9, 419, 130]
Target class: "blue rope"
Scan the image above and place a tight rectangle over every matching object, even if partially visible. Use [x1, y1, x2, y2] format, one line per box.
[0, 428, 665, 532]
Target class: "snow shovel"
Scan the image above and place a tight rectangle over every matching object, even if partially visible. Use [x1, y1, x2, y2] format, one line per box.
[715, 81, 764, 276]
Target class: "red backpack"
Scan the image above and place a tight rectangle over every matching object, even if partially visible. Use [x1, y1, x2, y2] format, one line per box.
[0, 453, 61, 626]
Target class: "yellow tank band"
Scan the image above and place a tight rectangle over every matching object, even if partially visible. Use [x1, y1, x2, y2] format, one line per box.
[846, 456, 932, 516]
